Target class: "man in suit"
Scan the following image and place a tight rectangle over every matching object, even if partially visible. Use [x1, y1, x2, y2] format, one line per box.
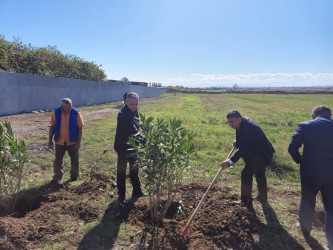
[288, 106, 333, 248]
[221, 110, 274, 207]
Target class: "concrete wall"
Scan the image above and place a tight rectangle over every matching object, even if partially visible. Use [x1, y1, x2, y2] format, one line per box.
[0, 72, 168, 116]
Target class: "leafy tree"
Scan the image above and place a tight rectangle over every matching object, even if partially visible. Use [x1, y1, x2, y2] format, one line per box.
[0, 122, 28, 214]
[0, 35, 107, 81]
[128, 114, 195, 220]
[0, 34, 12, 71]
[233, 83, 239, 89]
[121, 77, 129, 82]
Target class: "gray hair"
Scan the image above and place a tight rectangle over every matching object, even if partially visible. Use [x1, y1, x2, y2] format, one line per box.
[312, 105, 331, 118]
[125, 92, 139, 100]
[61, 98, 72, 104]
[226, 109, 242, 119]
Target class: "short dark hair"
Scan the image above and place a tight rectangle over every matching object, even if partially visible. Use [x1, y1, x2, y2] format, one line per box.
[312, 105, 331, 118]
[226, 109, 242, 119]
[123, 92, 128, 102]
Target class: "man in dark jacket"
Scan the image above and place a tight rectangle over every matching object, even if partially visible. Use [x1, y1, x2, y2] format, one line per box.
[114, 92, 146, 205]
[288, 106, 333, 248]
[221, 110, 274, 207]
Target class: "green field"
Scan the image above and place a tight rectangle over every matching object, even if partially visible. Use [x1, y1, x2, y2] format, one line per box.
[21, 92, 332, 248]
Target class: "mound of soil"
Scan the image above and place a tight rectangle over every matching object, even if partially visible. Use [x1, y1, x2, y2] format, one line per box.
[127, 184, 257, 249]
[123, 184, 304, 250]
[0, 172, 307, 249]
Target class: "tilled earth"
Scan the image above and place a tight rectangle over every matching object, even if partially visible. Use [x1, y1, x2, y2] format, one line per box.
[0, 173, 306, 250]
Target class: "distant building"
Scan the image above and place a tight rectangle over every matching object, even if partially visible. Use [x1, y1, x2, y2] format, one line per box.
[107, 79, 159, 87]
[130, 81, 148, 86]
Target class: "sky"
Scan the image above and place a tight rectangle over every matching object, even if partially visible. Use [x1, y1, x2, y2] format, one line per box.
[1, 0, 332, 88]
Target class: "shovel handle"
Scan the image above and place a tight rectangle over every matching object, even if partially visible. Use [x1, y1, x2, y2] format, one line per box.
[181, 147, 235, 236]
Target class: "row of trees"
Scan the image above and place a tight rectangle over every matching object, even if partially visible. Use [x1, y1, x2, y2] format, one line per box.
[0, 35, 106, 81]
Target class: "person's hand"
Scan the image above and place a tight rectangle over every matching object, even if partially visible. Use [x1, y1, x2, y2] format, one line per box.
[232, 140, 237, 148]
[48, 141, 54, 150]
[221, 160, 230, 170]
[75, 142, 81, 149]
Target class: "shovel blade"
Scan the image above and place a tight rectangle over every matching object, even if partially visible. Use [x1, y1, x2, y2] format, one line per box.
[181, 225, 189, 235]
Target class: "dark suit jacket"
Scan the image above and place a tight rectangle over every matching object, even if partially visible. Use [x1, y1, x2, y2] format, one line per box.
[288, 116, 333, 178]
[114, 105, 140, 153]
[230, 117, 274, 167]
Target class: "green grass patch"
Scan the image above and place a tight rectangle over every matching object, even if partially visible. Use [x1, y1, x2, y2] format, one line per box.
[23, 92, 333, 187]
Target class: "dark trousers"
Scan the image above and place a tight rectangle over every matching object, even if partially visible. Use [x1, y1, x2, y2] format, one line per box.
[116, 152, 142, 198]
[241, 162, 267, 203]
[300, 176, 333, 246]
[53, 144, 79, 181]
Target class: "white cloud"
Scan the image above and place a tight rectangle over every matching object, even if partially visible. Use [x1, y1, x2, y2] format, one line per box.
[164, 72, 333, 87]
[129, 73, 333, 88]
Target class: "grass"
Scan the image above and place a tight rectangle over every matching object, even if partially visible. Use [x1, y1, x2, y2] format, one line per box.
[79, 100, 124, 110]
[81, 221, 100, 234]
[19, 92, 333, 248]
[44, 243, 67, 250]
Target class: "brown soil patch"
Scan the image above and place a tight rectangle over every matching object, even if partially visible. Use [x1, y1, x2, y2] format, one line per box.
[0, 175, 308, 250]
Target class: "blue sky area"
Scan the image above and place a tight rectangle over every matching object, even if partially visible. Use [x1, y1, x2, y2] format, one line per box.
[1, 0, 332, 87]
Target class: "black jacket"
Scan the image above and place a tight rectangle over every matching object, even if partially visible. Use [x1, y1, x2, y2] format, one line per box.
[114, 105, 140, 153]
[230, 117, 274, 166]
[288, 116, 333, 178]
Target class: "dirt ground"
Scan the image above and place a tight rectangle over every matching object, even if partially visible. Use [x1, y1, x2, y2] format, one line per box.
[0, 102, 328, 249]
[0, 174, 308, 250]
[0, 106, 120, 140]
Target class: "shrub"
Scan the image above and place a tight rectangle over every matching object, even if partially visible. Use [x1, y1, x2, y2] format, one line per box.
[128, 114, 195, 220]
[0, 121, 28, 213]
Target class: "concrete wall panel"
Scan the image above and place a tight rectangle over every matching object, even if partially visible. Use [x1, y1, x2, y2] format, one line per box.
[0, 72, 167, 116]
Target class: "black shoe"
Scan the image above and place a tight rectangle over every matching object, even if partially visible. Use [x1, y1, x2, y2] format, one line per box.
[70, 177, 77, 182]
[132, 191, 147, 199]
[234, 199, 253, 208]
[252, 195, 267, 203]
[118, 197, 129, 206]
[50, 179, 59, 184]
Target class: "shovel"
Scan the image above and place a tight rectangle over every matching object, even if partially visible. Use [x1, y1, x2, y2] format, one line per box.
[181, 147, 235, 236]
